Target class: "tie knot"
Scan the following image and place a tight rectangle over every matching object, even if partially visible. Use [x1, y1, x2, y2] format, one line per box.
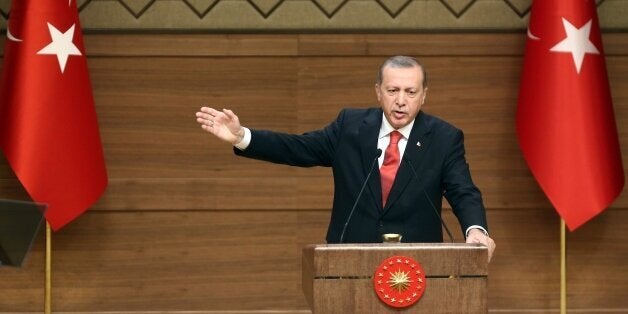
[389, 131, 402, 145]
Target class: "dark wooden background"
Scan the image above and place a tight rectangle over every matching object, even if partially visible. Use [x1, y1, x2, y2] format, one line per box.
[0, 33, 627, 313]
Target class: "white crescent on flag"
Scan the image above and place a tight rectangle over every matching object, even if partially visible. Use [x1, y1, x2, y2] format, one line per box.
[6, 27, 22, 42]
[527, 28, 540, 40]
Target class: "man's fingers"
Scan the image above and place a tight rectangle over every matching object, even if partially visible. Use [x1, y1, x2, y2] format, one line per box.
[197, 107, 241, 144]
[223, 108, 237, 121]
[198, 107, 232, 127]
[465, 233, 482, 244]
[196, 111, 214, 121]
[196, 114, 214, 127]
[196, 111, 210, 119]
[465, 234, 496, 262]
[486, 237, 495, 263]
[201, 107, 220, 116]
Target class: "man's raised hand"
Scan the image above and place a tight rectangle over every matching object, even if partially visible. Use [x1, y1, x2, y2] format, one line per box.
[196, 107, 244, 145]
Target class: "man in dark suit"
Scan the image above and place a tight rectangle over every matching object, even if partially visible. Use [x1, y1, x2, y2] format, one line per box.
[196, 56, 495, 261]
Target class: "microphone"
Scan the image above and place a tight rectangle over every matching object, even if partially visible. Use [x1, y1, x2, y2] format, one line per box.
[339, 149, 382, 243]
[405, 159, 454, 243]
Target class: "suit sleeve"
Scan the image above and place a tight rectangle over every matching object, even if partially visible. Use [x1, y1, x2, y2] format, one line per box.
[442, 130, 489, 235]
[233, 109, 346, 167]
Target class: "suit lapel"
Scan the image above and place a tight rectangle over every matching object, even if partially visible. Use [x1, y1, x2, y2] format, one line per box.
[383, 112, 432, 214]
[359, 110, 383, 211]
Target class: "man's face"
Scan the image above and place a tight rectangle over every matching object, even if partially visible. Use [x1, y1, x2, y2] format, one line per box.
[375, 65, 427, 129]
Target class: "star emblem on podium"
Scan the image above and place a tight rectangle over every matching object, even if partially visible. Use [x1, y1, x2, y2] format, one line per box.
[373, 255, 426, 308]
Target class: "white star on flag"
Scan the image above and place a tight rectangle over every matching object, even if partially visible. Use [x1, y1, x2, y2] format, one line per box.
[37, 23, 82, 73]
[550, 18, 599, 74]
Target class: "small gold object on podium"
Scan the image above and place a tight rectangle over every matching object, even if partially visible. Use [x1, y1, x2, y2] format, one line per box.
[382, 233, 402, 243]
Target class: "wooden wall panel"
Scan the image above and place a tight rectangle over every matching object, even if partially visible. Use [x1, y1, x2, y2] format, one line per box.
[565, 210, 628, 309]
[0, 34, 627, 313]
[1, 211, 313, 312]
[91, 57, 300, 179]
[3, 209, 628, 312]
[50, 211, 308, 311]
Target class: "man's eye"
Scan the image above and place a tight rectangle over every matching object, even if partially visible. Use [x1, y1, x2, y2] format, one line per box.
[408, 91, 417, 97]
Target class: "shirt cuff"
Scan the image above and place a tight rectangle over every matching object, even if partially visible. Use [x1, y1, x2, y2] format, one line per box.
[234, 127, 251, 150]
[465, 225, 489, 238]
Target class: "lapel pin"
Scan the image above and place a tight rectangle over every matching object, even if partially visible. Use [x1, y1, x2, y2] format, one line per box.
[416, 141, 421, 147]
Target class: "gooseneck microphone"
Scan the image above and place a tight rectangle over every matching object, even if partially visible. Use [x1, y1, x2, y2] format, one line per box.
[339, 149, 382, 243]
[405, 159, 454, 243]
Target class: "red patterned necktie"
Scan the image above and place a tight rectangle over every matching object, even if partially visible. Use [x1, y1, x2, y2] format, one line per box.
[381, 131, 402, 206]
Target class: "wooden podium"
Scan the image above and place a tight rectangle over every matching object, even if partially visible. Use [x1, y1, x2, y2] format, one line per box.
[302, 243, 488, 313]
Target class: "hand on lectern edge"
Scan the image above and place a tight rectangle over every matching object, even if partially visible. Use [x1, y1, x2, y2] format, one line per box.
[466, 228, 496, 263]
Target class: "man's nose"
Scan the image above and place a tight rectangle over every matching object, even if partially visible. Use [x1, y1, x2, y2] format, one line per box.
[395, 92, 406, 106]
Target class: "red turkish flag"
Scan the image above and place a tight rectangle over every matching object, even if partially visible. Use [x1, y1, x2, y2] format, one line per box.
[0, 0, 107, 231]
[517, 0, 624, 230]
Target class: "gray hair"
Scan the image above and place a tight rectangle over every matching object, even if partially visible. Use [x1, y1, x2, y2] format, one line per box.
[376, 56, 428, 88]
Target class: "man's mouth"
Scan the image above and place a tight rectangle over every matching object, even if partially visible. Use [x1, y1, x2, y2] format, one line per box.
[392, 110, 406, 119]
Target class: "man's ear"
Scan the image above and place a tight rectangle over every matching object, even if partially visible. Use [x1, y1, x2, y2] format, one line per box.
[375, 84, 381, 101]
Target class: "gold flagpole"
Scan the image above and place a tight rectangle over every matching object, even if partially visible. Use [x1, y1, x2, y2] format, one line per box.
[45, 222, 52, 314]
[560, 219, 566, 314]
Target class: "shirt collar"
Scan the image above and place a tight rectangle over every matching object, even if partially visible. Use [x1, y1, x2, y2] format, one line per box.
[378, 113, 415, 140]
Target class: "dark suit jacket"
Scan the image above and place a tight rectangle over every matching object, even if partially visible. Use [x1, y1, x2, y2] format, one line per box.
[235, 108, 488, 243]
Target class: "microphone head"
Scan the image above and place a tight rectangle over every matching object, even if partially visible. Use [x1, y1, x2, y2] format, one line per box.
[376, 149, 383, 157]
